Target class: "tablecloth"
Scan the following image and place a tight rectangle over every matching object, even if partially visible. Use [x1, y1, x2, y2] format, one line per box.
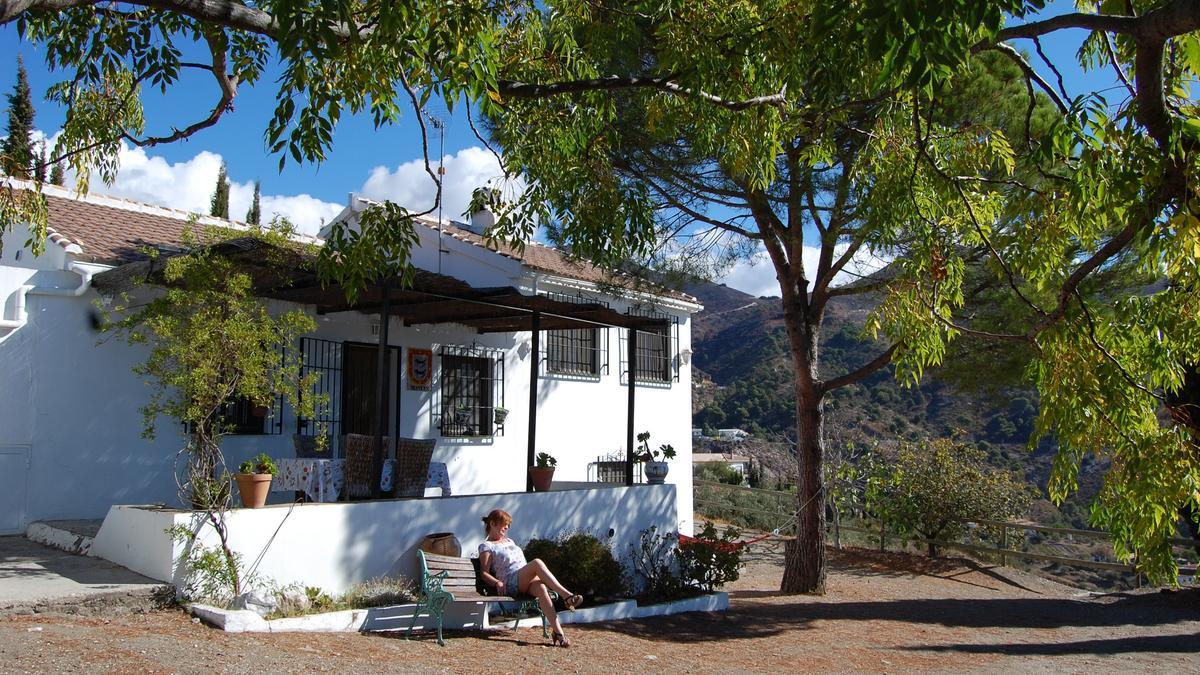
[274, 459, 451, 502]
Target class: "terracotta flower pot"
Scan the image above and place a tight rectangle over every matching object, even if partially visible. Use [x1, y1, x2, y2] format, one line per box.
[420, 532, 463, 557]
[235, 473, 273, 508]
[529, 466, 555, 492]
[644, 461, 669, 485]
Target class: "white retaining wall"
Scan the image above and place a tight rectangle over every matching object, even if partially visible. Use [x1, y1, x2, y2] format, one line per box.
[91, 484, 677, 595]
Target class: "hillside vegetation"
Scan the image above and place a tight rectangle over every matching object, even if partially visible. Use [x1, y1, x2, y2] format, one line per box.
[687, 280, 1101, 530]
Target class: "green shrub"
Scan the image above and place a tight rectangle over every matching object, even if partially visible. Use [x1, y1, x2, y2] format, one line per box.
[523, 532, 626, 600]
[677, 522, 742, 591]
[628, 526, 688, 603]
[695, 461, 744, 485]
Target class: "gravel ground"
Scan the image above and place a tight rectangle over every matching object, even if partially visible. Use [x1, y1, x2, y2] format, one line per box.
[1, 541, 1197, 674]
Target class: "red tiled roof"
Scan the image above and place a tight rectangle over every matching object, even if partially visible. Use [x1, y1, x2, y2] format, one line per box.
[44, 193, 194, 265]
[29, 185, 697, 305]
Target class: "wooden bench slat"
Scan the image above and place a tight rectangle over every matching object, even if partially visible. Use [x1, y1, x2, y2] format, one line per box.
[412, 549, 548, 645]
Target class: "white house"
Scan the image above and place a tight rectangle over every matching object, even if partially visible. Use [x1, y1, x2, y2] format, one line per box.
[692, 452, 751, 476]
[0, 184, 702, 557]
[717, 428, 750, 442]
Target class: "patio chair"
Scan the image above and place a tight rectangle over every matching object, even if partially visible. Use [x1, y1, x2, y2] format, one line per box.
[343, 433, 389, 499]
[394, 438, 436, 498]
[292, 434, 330, 459]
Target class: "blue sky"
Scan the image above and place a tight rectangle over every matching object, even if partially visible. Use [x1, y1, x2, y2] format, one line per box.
[0, 3, 1117, 297]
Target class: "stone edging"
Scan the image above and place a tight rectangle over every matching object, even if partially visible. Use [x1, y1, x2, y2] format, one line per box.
[189, 592, 729, 634]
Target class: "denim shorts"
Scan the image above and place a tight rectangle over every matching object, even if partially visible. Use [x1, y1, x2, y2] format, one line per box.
[504, 569, 520, 594]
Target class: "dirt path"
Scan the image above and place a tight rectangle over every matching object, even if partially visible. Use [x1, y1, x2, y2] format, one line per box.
[1, 544, 1197, 673]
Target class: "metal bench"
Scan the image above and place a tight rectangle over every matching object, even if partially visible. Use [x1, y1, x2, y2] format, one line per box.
[406, 550, 551, 645]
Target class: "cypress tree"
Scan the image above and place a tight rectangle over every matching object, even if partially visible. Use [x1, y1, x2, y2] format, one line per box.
[209, 161, 230, 218]
[33, 144, 47, 182]
[49, 160, 64, 186]
[246, 180, 261, 225]
[1, 56, 36, 179]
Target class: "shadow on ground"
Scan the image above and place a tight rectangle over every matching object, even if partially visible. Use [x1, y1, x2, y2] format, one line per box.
[586, 589, 1200, 646]
[907, 632, 1200, 655]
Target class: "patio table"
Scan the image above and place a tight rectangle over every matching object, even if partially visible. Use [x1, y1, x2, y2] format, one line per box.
[274, 459, 451, 502]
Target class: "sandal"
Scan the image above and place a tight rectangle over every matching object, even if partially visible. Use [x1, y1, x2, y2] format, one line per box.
[564, 594, 584, 611]
[551, 630, 571, 648]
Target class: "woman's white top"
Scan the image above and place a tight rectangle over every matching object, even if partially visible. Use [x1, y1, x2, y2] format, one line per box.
[478, 538, 526, 582]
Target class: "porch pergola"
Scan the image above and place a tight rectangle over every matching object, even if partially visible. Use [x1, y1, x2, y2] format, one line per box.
[93, 236, 671, 497]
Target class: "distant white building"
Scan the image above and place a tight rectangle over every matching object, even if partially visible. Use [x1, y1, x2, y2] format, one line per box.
[693, 452, 751, 476]
[717, 428, 750, 442]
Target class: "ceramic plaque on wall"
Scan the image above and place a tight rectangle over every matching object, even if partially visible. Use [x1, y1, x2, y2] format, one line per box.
[407, 348, 433, 390]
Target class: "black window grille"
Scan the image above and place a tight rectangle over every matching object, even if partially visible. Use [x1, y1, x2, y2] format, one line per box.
[186, 350, 285, 436]
[540, 292, 608, 378]
[546, 328, 603, 376]
[220, 395, 274, 435]
[438, 345, 505, 437]
[620, 306, 679, 385]
[296, 337, 343, 454]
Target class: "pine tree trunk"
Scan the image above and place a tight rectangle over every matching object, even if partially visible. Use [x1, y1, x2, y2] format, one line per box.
[780, 309, 827, 594]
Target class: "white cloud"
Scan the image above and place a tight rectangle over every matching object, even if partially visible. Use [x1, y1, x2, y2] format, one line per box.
[30, 132, 344, 235]
[359, 146, 515, 221]
[256, 194, 344, 235]
[719, 243, 891, 298]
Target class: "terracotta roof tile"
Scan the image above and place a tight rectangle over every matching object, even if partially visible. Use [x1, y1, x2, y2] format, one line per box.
[27, 185, 697, 306]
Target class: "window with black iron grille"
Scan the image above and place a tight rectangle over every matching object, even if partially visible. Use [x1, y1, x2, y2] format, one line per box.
[187, 352, 285, 436]
[438, 345, 505, 437]
[546, 328, 603, 376]
[540, 292, 608, 377]
[220, 396, 274, 435]
[620, 307, 679, 385]
[296, 337, 343, 453]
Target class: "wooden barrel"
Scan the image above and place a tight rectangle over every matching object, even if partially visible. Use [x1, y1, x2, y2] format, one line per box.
[420, 532, 462, 557]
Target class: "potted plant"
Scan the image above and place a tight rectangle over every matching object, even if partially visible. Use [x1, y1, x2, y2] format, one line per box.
[529, 451, 557, 492]
[235, 453, 278, 508]
[492, 406, 509, 427]
[636, 431, 677, 485]
[453, 402, 472, 425]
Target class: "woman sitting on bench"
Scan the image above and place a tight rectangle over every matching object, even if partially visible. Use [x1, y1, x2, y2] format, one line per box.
[477, 509, 583, 647]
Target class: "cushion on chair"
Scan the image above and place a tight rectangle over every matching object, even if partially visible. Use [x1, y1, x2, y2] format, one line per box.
[343, 433, 389, 499]
[394, 437, 436, 498]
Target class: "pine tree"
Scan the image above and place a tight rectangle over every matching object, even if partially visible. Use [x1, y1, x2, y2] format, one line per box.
[33, 144, 47, 183]
[246, 180, 261, 225]
[49, 160, 64, 186]
[0, 56, 36, 179]
[209, 162, 230, 218]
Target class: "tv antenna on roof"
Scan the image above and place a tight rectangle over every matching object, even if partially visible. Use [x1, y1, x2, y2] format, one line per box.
[423, 107, 448, 273]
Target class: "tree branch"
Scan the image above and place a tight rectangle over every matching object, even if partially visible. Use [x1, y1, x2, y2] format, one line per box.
[498, 76, 787, 110]
[125, 31, 236, 148]
[822, 343, 900, 393]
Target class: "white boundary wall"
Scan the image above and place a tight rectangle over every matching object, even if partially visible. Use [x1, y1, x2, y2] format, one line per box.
[91, 484, 677, 595]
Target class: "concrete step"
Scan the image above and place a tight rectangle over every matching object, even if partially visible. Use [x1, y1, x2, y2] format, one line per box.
[25, 520, 101, 556]
[2, 521, 172, 616]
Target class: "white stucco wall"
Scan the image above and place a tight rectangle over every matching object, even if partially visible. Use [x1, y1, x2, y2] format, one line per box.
[0, 198, 699, 535]
[93, 484, 677, 595]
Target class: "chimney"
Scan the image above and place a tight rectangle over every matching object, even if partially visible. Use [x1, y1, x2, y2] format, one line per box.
[464, 187, 498, 235]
